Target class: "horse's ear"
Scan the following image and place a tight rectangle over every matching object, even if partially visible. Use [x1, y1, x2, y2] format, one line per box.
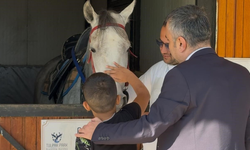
[120, 0, 136, 24]
[83, 0, 98, 24]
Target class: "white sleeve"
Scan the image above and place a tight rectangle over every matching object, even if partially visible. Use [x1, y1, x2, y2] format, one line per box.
[127, 69, 152, 103]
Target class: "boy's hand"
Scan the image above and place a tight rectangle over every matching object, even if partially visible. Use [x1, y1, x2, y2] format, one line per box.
[106, 62, 150, 115]
[104, 62, 131, 83]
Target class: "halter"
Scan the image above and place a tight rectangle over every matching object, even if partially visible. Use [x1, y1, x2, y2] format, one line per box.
[89, 23, 125, 43]
[87, 23, 126, 73]
[88, 23, 133, 88]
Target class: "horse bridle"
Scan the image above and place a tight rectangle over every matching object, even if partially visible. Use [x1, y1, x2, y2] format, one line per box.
[72, 23, 134, 91]
[87, 23, 137, 89]
[71, 23, 127, 84]
[89, 23, 125, 43]
[88, 23, 137, 58]
[87, 23, 128, 73]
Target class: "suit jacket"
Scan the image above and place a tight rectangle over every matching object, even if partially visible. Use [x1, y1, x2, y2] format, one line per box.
[92, 48, 250, 150]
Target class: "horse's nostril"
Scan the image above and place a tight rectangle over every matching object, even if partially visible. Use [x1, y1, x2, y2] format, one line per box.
[90, 48, 96, 53]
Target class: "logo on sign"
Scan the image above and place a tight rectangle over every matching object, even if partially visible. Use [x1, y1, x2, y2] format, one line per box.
[51, 132, 62, 143]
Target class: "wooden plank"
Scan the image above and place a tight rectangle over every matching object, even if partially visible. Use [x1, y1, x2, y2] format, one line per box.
[225, 0, 236, 57]
[0, 117, 11, 150]
[36, 117, 43, 150]
[243, 0, 250, 57]
[0, 104, 93, 117]
[11, 145, 17, 150]
[216, 0, 227, 57]
[235, 0, 244, 57]
[23, 117, 37, 150]
[0, 116, 93, 150]
[10, 117, 23, 150]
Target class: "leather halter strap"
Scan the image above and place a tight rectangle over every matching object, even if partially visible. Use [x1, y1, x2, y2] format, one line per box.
[87, 23, 130, 88]
[89, 23, 125, 43]
[87, 23, 126, 74]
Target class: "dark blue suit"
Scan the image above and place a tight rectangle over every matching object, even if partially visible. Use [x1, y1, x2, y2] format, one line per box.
[92, 48, 250, 150]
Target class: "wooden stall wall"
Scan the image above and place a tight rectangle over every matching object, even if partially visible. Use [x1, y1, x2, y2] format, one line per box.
[0, 116, 90, 150]
[216, 0, 250, 57]
[0, 105, 93, 150]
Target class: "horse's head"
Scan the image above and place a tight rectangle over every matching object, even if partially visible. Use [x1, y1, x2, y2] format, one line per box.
[83, 0, 136, 109]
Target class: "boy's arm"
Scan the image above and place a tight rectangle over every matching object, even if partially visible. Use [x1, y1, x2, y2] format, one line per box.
[127, 70, 152, 104]
[105, 62, 150, 115]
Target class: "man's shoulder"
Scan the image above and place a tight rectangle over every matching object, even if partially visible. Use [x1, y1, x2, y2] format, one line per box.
[138, 61, 172, 83]
[140, 61, 164, 77]
[149, 61, 174, 71]
[151, 60, 166, 68]
[141, 61, 174, 78]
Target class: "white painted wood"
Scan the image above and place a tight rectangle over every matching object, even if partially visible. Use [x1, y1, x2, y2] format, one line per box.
[224, 58, 250, 72]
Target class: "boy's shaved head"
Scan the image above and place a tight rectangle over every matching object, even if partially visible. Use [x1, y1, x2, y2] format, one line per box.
[82, 73, 117, 113]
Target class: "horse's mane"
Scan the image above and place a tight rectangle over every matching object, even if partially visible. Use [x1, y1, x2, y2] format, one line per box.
[98, 10, 117, 28]
[97, 10, 127, 41]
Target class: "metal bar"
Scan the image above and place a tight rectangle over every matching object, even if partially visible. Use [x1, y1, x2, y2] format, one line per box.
[0, 104, 93, 117]
[0, 125, 26, 150]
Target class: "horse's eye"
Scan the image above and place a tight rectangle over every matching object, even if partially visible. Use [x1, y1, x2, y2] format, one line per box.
[90, 48, 96, 53]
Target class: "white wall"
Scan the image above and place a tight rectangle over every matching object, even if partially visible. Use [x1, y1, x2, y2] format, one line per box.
[224, 58, 250, 72]
[140, 0, 195, 73]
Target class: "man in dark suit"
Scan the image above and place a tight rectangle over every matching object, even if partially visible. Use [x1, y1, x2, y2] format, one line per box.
[76, 5, 250, 150]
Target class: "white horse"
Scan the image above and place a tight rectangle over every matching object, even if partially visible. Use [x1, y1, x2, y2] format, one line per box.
[34, 0, 136, 110]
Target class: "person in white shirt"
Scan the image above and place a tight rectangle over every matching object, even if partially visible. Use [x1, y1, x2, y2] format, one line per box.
[127, 23, 178, 150]
[127, 24, 178, 106]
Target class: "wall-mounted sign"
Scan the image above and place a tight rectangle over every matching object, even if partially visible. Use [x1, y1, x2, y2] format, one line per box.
[41, 119, 90, 150]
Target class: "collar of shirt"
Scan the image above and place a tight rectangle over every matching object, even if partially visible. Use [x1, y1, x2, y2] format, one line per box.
[186, 47, 211, 60]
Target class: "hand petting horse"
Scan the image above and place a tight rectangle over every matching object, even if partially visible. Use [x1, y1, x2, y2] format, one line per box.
[34, 0, 136, 111]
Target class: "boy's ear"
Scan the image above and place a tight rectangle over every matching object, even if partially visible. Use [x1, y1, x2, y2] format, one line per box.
[83, 101, 91, 111]
[116, 95, 121, 105]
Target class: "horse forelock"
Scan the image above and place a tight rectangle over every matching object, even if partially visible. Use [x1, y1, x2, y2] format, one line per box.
[96, 10, 127, 41]
[98, 10, 117, 28]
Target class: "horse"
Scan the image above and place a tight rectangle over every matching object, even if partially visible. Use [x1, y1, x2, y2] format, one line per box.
[34, 0, 136, 111]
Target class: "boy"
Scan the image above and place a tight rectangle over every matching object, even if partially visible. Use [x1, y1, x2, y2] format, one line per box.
[75, 62, 150, 150]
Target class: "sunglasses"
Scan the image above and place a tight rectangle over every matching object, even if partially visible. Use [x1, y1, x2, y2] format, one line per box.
[156, 39, 169, 49]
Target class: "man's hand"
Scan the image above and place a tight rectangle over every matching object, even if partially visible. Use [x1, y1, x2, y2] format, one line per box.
[75, 117, 102, 140]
